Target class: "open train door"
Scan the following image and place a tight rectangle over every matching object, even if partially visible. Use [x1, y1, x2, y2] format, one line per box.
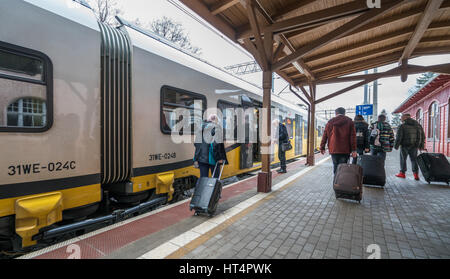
[239, 95, 255, 169]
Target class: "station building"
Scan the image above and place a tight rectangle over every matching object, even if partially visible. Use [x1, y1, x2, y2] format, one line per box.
[394, 74, 450, 156]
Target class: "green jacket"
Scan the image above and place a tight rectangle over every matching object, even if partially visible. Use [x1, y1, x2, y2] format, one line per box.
[394, 118, 425, 150]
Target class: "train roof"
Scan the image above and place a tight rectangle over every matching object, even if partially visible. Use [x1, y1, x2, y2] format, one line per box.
[24, 0, 325, 123]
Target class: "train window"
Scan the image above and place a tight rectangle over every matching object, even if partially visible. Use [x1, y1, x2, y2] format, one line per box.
[0, 49, 43, 81]
[160, 85, 206, 134]
[0, 42, 52, 133]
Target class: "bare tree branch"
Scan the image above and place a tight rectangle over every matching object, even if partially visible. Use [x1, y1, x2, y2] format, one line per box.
[148, 16, 202, 56]
[87, 0, 122, 26]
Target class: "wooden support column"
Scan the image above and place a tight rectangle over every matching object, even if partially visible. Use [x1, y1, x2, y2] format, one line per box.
[258, 70, 273, 193]
[307, 84, 316, 166]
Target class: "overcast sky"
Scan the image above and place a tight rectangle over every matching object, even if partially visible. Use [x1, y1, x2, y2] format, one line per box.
[113, 0, 450, 120]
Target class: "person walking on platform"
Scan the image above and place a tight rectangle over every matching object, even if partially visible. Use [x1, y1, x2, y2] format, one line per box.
[193, 114, 228, 178]
[353, 115, 370, 164]
[273, 119, 289, 173]
[394, 113, 426, 180]
[368, 114, 394, 162]
[320, 107, 357, 175]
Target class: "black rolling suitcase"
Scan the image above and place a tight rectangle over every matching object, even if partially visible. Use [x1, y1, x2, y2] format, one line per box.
[190, 163, 224, 216]
[357, 155, 386, 186]
[417, 152, 450, 185]
[333, 162, 363, 202]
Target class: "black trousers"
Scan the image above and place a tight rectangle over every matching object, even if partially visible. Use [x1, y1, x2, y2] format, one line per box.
[278, 146, 286, 170]
[199, 162, 220, 178]
[331, 154, 350, 175]
[400, 146, 418, 173]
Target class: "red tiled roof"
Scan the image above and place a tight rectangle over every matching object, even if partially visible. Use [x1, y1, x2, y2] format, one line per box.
[394, 74, 450, 113]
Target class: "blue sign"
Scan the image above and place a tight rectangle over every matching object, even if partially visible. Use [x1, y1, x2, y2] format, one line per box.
[356, 104, 373, 116]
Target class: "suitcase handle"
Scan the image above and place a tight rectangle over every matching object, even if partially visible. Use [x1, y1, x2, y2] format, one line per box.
[212, 162, 225, 180]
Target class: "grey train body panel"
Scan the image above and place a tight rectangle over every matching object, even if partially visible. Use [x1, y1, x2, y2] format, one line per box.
[0, 0, 102, 188]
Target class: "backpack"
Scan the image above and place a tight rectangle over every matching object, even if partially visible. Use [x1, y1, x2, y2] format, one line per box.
[369, 125, 381, 146]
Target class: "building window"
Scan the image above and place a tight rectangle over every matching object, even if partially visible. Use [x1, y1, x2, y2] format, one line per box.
[0, 42, 52, 132]
[428, 102, 439, 139]
[416, 109, 423, 126]
[7, 98, 46, 127]
[160, 85, 206, 134]
[448, 98, 450, 139]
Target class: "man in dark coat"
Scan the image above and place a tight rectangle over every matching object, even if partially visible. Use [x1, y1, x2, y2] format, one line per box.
[273, 119, 289, 173]
[394, 113, 426, 180]
[320, 107, 357, 174]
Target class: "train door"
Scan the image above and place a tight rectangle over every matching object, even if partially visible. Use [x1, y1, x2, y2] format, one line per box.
[295, 114, 303, 155]
[239, 95, 255, 169]
[252, 107, 261, 163]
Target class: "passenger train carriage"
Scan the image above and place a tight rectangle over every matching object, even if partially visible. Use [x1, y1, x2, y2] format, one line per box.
[0, 0, 325, 250]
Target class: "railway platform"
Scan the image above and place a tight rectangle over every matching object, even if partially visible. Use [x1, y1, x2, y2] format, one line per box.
[20, 151, 450, 259]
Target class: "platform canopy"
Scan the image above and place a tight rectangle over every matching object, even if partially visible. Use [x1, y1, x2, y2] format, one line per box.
[180, 0, 450, 85]
[179, 0, 450, 191]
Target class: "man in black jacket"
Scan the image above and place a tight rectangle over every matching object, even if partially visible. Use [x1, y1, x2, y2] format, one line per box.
[273, 119, 289, 173]
[394, 113, 425, 180]
[353, 115, 370, 164]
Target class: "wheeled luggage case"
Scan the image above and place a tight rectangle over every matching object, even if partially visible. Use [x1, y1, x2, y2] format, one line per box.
[333, 163, 363, 202]
[357, 155, 386, 186]
[190, 163, 224, 216]
[417, 152, 450, 185]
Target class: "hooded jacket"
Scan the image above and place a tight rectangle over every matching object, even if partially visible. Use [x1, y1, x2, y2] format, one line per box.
[320, 115, 356, 154]
[279, 123, 289, 144]
[394, 118, 425, 149]
[354, 121, 369, 150]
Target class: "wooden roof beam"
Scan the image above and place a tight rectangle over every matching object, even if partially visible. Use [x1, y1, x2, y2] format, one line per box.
[272, 0, 317, 21]
[272, 0, 406, 72]
[313, 61, 450, 104]
[267, 1, 370, 35]
[308, 36, 449, 73]
[246, 0, 268, 70]
[287, 2, 450, 43]
[314, 68, 400, 104]
[399, 0, 444, 69]
[295, 46, 450, 85]
[210, 0, 240, 15]
[250, 0, 315, 81]
[237, 0, 369, 40]
[303, 22, 450, 63]
[279, 36, 315, 80]
[296, 63, 450, 85]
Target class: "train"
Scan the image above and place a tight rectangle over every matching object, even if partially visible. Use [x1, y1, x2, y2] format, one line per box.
[0, 0, 326, 251]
